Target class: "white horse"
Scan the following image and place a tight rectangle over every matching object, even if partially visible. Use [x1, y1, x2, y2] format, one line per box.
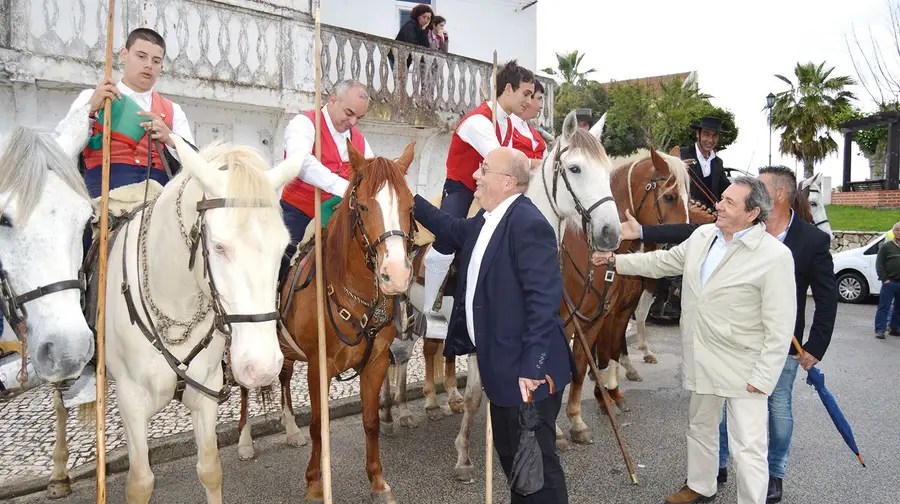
[382, 109, 622, 482]
[625, 170, 834, 380]
[0, 105, 97, 498]
[100, 135, 303, 504]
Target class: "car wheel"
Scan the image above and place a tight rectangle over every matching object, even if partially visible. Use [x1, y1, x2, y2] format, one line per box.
[836, 271, 868, 304]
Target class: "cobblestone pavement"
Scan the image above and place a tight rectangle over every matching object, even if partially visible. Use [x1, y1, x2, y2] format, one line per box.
[0, 338, 467, 485]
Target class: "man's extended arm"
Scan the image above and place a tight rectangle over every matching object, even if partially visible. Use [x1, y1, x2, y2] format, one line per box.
[613, 239, 688, 279]
[640, 223, 702, 245]
[803, 230, 837, 360]
[513, 213, 564, 381]
[413, 195, 478, 251]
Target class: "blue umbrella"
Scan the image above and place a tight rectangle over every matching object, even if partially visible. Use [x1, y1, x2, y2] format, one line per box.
[793, 338, 866, 467]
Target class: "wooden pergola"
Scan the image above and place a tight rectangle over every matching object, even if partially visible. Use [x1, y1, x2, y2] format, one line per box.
[837, 111, 900, 191]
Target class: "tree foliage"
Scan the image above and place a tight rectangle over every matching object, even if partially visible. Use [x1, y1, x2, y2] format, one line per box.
[552, 81, 610, 134]
[846, 0, 900, 108]
[540, 50, 596, 86]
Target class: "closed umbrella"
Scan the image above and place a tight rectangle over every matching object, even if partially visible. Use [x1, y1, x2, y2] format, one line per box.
[508, 375, 556, 496]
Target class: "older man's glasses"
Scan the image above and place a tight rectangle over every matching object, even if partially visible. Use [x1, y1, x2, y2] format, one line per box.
[480, 162, 517, 180]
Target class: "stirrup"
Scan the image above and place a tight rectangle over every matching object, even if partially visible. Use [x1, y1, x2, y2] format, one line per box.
[423, 311, 449, 340]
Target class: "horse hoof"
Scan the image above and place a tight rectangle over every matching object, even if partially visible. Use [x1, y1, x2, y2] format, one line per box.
[46, 478, 72, 499]
[286, 431, 309, 447]
[381, 420, 395, 437]
[237, 444, 256, 461]
[625, 370, 643, 382]
[644, 354, 658, 364]
[454, 464, 475, 482]
[615, 400, 629, 412]
[397, 413, 419, 429]
[570, 427, 594, 445]
[426, 406, 448, 421]
[556, 436, 571, 452]
[448, 398, 466, 414]
[370, 489, 397, 504]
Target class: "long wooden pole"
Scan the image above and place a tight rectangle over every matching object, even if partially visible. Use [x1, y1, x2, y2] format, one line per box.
[312, 8, 333, 504]
[484, 49, 497, 504]
[566, 308, 639, 484]
[94, 1, 116, 502]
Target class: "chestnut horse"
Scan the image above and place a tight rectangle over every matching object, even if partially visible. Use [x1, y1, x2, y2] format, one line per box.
[236, 141, 416, 504]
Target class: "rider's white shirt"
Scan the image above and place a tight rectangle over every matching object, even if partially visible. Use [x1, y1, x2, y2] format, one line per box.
[457, 100, 513, 159]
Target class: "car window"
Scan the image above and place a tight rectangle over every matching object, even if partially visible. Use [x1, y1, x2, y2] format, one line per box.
[864, 238, 885, 256]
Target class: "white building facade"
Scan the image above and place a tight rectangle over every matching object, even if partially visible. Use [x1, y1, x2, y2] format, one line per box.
[0, 0, 551, 198]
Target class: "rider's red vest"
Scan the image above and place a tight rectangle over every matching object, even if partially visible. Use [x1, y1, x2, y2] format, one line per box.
[512, 124, 546, 160]
[281, 110, 367, 217]
[445, 101, 513, 192]
[82, 92, 174, 171]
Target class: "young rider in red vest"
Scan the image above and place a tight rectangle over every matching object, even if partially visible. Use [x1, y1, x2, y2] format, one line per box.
[421, 60, 535, 329]
[511, 79, 547, 162]
[60, 28, 195, 252]
[279, 80, 374, 279]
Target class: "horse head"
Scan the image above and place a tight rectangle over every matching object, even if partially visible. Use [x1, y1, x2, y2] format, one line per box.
[328, 140, 415, 297]
[169, 134, 298, 389]
[621, 146, 691, 228]
[536, 109, 621, 251]
[799, 172, 832, 239]
[0, 105, 95, 382]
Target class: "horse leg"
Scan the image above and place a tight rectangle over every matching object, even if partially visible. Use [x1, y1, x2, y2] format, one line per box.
[620, 331, 643, 382]
[597, 360, 627, 413]
[379, 366, 395, 437]
[636, 289, 658, 363]
[280, 361, 307, 447]
[422, 338, 446, 420]
[361, 352, 396, 504]
[46, 389, 72, 499]
[567, 329, 593, 445]
[393, 360, 417, 428]
[237, 386, 257, 460]
[555, 422, 570, 452]
[117, 380, 155, 504]
[445, 356, 464, 414]
[304, 356, 327, 503]
[189, 392, 224, 504]
[453, 354, 481, 482]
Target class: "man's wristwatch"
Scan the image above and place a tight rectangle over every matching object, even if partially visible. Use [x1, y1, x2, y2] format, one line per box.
[607, 254, 616, 269]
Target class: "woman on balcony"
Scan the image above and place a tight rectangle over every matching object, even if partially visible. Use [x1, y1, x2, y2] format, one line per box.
[429, 16, 449, 53]
[391, 4, 432, 69]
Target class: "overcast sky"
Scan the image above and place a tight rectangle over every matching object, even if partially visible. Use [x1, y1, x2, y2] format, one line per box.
[535, 0, 894, 187]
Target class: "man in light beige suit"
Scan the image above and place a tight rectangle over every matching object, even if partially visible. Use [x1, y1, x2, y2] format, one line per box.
[592, 176, 796, 504]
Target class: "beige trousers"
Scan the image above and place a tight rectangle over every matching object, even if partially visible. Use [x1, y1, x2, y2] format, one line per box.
[686, 392, 769, 504]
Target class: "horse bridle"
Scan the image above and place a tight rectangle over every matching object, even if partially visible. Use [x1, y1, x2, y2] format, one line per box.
[0, 254, 85, 391]
[804, 187, 830, 229]
[542, 145, 616, 250]
[345, 175, 417, 271]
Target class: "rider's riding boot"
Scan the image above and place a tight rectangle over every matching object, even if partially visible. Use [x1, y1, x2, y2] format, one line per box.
[421, 248, 455, 339]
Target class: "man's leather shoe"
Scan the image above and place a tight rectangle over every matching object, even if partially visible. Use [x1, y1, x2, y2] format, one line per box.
[664, 485, 715, 503]
[876, 331, 886, 339]
[716, 467, 727, 485]
[766, 477, 783, 503]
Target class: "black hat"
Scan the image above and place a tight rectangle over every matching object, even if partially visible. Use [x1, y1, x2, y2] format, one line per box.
[575, 108, 593, 123]
[691, 116, 730, 133]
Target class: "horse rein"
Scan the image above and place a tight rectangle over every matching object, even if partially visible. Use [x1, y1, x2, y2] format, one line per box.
[0, 256, 85, 391]
[541, 144, 616, 251]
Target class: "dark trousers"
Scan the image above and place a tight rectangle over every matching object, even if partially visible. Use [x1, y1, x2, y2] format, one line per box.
[490, 389, 568, 504]
[875, 280, 900, 332]
[433, 179, 474, 255]
[279, 200, 313, 281]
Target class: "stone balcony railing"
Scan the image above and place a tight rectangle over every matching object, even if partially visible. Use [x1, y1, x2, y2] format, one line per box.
[0, 0, 554, 133]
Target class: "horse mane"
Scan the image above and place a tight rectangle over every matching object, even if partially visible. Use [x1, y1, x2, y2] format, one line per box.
[0, 126, 91, 225]
[793, 186, 814, 223]
[325, 156, 411, 285]
[564, 128, 613, 169]
[198, 141, 281, 227]
[611, 148, 690, 213]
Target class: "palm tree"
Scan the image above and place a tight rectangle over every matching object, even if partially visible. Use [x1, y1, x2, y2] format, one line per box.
[540, 50, 596, 85]
[771, 61, 857, 177]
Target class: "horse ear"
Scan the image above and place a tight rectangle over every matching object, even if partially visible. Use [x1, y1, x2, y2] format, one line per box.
[396, 141, 416, 175]
[669, 145, 681, 157]
[649, 145, 671, 177]
[53, 102, 92, 158]
[170, 134, 215, 188]
[346, 138, 367, 175]
[561, 109, 578, 144]
[588, 112, 606, 141]
[267, 153, 306, 193]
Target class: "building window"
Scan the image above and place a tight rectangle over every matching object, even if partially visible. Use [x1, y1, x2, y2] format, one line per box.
[397, 0, 432, 31]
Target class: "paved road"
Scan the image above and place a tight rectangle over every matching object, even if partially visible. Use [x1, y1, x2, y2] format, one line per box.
[7, 302, 897, 503]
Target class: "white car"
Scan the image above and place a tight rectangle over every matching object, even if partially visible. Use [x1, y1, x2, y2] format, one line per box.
[833, 233, 886, 303]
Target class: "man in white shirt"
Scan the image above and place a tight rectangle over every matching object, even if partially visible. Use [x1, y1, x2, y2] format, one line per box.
[278, 79, 374, 279]
[421, 60, 534, 336]
[412, 147, 574, 503]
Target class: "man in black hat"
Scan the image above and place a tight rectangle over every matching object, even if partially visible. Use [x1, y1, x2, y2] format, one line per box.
[650, 116, 731, 320]
[575, 108, 593, 129]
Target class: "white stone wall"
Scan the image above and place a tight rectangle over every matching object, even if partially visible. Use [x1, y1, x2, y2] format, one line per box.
[830, 230, 882, 253]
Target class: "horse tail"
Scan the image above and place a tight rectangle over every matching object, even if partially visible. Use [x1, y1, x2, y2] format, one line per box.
[257, 384, 276, 411]
[433, 341, 445, 381]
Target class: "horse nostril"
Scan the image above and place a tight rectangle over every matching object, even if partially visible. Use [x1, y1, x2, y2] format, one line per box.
[381, 273, 391, 283]
[37, 341, 55, 363]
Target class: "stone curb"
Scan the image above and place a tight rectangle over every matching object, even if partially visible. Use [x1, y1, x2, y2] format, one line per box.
[0, 373, 469, 501]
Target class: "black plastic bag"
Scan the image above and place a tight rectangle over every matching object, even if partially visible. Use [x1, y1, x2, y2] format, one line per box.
[508, 400, 544, 496]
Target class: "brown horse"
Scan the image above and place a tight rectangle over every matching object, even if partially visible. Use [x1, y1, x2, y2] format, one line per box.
[559, 146, 693, 445]
[236, 141, 417, 504]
